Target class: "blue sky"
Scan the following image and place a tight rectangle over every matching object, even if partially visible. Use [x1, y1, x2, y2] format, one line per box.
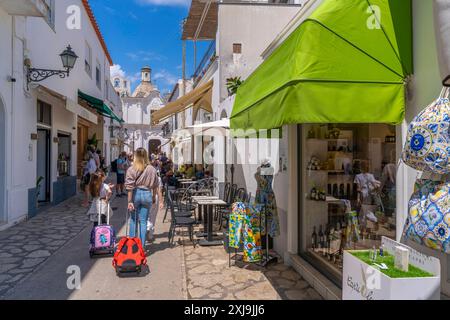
[89, 0, 211, 96]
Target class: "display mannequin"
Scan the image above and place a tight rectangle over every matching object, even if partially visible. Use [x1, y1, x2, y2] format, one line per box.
[255, 159, 280, 237]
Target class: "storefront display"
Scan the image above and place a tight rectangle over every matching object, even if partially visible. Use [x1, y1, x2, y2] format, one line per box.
[57, 133, 71, 177]
[300, 123, 397, 283]
[343, 237, 440, 300]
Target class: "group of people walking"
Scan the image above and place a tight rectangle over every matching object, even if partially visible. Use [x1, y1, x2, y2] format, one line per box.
[81, 147, 165, 247]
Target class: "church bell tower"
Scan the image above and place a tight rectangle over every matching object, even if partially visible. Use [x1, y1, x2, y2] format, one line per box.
[141, 66, 152, 83]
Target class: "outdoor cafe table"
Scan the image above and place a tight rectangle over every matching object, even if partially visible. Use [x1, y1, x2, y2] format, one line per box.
[193, 198, 226, 246]
[191, 195, 219, 226]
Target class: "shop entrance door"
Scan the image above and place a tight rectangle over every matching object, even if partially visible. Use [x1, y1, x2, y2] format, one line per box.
[36, 128, 51, 203]
[77, 124, 88, 178]
[149, 139, 161, 155]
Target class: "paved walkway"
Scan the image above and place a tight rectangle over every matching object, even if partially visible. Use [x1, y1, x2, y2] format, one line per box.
[0, 194, 90, 297]
[0, 189, 320, 300]
[178, 222, 322, 300]
[1, 193, 185, 300]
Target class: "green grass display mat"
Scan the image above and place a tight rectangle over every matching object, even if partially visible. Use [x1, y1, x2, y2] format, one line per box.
[350, 251, 434, 278]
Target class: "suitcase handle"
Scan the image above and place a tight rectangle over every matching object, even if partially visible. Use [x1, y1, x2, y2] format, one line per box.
[126, 208, 140, 239]
[97, 200, 111, 225]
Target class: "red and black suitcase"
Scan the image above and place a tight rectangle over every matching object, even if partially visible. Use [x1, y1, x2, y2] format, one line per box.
[112, 209, 147, 275]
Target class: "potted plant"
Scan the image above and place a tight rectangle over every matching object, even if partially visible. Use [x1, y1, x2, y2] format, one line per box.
[226, 76, 243, 96]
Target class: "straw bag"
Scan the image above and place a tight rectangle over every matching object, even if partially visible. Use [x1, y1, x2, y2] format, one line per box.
[403, 179, 450, 253]
[402, 87, 450, 174]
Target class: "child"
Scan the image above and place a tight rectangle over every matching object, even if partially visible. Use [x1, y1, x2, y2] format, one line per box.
[147, 168, 164, 242]
[87, 171, 113, 226]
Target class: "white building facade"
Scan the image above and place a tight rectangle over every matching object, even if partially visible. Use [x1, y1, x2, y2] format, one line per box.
[0, 0, 118, 230]
[121, 67, 169, 156]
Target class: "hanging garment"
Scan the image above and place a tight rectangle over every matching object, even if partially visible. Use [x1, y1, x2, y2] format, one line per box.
[402, 88, 450, 174]
[229, 202, 263, 263]
[255, 168, 280, 237]
[403, 179, 450, 253]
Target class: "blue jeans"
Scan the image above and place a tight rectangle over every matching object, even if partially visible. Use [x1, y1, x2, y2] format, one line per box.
[129, 188, 152, 245]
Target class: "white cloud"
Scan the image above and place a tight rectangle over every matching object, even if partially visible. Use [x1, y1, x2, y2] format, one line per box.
[136, 0, 190, 6]
[153, 69, 178, 86]
[126, 51, 166, 62]
[110, 64, 126, 78]
[110, 65, 141, 85]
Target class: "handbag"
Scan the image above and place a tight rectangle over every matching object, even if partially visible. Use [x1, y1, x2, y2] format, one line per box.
[402, 86, 450, 174]
[403, 179, 450, 253]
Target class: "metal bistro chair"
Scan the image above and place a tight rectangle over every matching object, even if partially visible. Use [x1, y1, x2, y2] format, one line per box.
[217, 184, 238, 229]
[167, 191, 196, 247]
[175, 189, 197, 215]
[163, 183, 177, 223]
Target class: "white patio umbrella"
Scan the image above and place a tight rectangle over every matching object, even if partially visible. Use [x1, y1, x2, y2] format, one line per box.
[186, 119, 234, 186]
[186, 118, 230, 136]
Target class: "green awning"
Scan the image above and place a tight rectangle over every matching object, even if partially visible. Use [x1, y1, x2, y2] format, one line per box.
[78, 90, 124, 124]
[231, 0, 413, 130]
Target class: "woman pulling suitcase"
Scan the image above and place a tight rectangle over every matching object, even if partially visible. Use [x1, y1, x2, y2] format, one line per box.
[124, 148, 162, 247]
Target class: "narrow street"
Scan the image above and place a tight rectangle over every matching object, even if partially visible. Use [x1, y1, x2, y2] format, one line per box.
[0, 194, 185, 300]
[0, 191, 318, 300]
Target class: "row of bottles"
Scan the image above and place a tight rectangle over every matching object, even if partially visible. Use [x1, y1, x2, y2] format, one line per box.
[311, 219, 348, 264]
[328, 183, 356, 199]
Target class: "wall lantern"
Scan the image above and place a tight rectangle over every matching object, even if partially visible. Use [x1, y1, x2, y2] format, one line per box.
[26, 45, 78, 89]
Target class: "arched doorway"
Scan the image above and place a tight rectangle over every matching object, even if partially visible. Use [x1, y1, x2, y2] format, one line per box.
[0, 96, 5, 223]
[220, 109, 227, 119]
[148, 139, 161, 155]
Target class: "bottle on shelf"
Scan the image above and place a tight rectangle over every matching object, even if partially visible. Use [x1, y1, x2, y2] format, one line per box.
[311, 226, 318, 252]
[327, 225, 333, 260]
[318, 225, 324, 253]
[339, 183, 345, 198]
[332, 184, 338, 198]
[310, 187, 317, 200]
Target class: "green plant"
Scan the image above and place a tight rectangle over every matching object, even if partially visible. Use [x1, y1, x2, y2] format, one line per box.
[87, 133, 98, 149]
[226, 77, 243, 96]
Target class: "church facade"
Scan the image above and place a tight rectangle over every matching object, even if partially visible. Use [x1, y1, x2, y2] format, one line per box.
[119, 67, 169, 155]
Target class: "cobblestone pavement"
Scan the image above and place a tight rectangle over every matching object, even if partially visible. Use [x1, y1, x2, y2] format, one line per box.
[0, 194, 90, 298]
[179, 226, 322, 300]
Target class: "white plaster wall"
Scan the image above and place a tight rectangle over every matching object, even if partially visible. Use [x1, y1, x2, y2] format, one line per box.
[0, 0, 113, 227]
[218, 3, 301, 102]
[396, 0, 450, 296]
[0, 8, 13, 226]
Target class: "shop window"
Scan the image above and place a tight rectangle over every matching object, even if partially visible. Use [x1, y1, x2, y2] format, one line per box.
[57, 133, 71, 177]
[96, 61, 101, 90]
[299, 124, 397, 284]
[85, 42, 92, 77]
[37, 100, 52, 126]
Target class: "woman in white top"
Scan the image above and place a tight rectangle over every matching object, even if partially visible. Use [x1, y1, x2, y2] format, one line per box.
[147, 175, 163, 242]
[81, 151, 97, 207]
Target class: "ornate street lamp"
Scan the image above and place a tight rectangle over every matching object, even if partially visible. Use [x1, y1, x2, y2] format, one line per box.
[26, 45, 78, 89]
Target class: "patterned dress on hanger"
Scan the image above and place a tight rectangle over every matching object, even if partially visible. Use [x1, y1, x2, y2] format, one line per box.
[255, 169, 280, 237]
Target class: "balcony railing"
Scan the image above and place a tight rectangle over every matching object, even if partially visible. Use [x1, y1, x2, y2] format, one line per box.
[0, 0, 49, 17]
[192, 40, 217, 86]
